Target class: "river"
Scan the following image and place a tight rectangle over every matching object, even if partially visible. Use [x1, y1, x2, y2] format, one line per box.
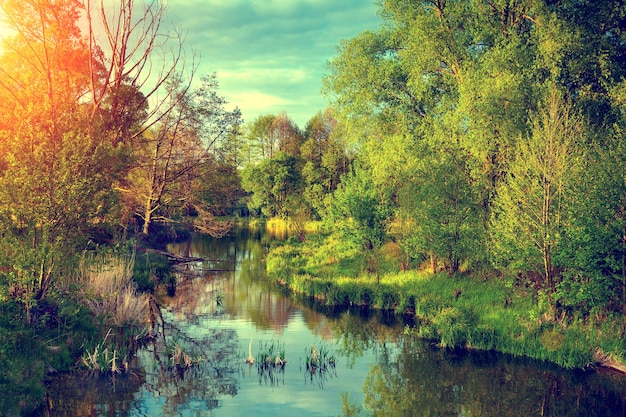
[46, 225, 626, 416]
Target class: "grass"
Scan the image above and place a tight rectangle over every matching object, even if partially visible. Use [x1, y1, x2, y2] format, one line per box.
[265, 231, 626, 370]
[81, 329, 128, 374]
[76, 253, 149, 327]
[305, 341, 336, 371]
[252, 339, 287, 369]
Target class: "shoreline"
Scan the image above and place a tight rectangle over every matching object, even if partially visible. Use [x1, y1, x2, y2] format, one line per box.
[265, 234, 626, 373]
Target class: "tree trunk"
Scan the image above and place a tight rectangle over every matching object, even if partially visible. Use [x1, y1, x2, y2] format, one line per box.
[143, 204, 152, 235]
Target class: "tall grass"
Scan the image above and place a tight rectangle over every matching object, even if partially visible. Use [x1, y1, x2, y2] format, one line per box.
[76, 253, 148, 327]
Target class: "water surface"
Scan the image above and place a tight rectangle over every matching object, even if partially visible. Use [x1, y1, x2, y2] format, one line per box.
[46, 227, 626, 416]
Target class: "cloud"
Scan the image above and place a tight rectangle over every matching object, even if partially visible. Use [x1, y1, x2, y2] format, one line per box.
[227, 90, 291, 111]
[165, 0, 382, 127]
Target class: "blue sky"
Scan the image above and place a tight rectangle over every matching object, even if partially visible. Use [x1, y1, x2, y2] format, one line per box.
[166, 0, 382, 128]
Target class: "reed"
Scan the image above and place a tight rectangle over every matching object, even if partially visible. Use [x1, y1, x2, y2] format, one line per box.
[80, 329, 128, 374]
[76, 253, 149, 327]
[254, 340, 286, 369]
[305, 341, 336, 372]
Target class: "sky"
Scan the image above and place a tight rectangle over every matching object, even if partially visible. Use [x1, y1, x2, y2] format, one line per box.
[0, 1, 383, 129]
[164, 0, 383, 128]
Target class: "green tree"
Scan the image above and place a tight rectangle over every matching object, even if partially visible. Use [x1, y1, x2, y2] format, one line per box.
[0, 0, 129, 318]
[247, 114, 277, 160]
[555, 134, 626, 319]
[241, 151, 300, 218]
[490, 90, 585, 298]
[300, 109, 350, 218]
[272, 112, 303, 157]
[325, 166, 389, 274]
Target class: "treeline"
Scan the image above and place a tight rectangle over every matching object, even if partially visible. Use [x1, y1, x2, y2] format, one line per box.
[241, 0, 626, 324]
[1, 0, 625, 330]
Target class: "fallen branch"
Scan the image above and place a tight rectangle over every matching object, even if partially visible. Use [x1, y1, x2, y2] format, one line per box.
[143, 248, 222, 264]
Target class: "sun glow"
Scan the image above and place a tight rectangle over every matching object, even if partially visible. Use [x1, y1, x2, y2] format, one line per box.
[0, 12, 15, 52]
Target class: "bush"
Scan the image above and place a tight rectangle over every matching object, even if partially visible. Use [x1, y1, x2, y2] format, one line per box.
[133, 252, 173, 292]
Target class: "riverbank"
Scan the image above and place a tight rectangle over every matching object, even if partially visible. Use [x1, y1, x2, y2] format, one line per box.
[0, 245, 175, 415]
[265, 231, 626, 371]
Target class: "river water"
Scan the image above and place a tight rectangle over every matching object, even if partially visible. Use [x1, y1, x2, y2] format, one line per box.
[46, 225, 626, 416]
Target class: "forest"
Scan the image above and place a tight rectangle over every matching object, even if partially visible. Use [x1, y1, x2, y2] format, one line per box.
[0, 0, 625, 412]
[257, 0, 626, 332]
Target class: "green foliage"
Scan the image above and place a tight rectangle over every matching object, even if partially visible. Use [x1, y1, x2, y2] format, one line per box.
[489, 90, 585, 294]
[241, 151, 301, 217]
[325, 166, 389, 273]
[265, 234, 624, 369]
[133, 252, 174, 292]
[0, 302, 46, 415]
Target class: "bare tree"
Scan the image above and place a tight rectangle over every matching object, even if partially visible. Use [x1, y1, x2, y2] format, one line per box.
[83, 0, 195, 146]
[127, 74, 241, 236]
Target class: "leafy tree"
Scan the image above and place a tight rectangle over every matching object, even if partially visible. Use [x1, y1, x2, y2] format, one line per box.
[248, 114, 277, 160]
[272, 111, 304, 157]
[0, 132, 125, 321]
[325, 166, 390, 274]
[555, 134, 626, 319]
[125, 74, 240, 236]
[397, 144, 484, 275]
[0, 0, 127, 317]
[241, 151, 300, 218]
[300, 109, 350, 218]
[490, 90, 585, 297]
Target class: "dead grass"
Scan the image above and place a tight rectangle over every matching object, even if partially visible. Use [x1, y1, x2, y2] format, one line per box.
[77, 253, 148, 327]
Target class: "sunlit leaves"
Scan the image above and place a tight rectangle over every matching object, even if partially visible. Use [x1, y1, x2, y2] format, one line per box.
[490, 90, 585, 289]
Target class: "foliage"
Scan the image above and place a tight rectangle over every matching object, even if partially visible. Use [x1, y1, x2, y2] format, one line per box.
[490, 90, 585, 298]
[325, 166, 390, 274]
[125, 73, 241, 235]
[241, 151, 300, 217]
[132, 252, 174, 292]
[265, 232, 625, 369]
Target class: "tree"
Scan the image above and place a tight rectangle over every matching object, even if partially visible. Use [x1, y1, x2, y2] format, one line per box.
[0, 0, 126, 317]
[0, 0, 92, 143]
[325, 166, 389, 274]
[83, 0, 190, 146]
[241, 151, 300, 218]
[396, 143, 484, 275]
[248, 114, 277, 160]
[490, 90, 585, 296]
[125, 73, 240, 236]
[300, 109, 350, 218]
[554, 133, 626, 319]
[272, 111, 303, 157]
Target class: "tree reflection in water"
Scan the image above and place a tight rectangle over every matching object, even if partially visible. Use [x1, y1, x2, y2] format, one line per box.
[44, 227, 626, 416]
[132, 320, 240, 416]
[357, 335, 626, 417]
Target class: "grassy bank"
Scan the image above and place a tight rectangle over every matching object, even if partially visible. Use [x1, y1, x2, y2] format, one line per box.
[266, 232, 626, 370]
[0, 247, 174, 415]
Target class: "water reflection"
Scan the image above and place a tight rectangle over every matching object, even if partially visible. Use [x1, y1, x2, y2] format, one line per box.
[43, 226, 626, 417]
[360, 336, 626, 417]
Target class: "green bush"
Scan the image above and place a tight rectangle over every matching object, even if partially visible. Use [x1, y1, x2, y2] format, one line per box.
[133, 252, 173, 292]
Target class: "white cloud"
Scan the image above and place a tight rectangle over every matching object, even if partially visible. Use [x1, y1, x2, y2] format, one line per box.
[165, 0, 382, 127]
[218, 67, 312, 84]
[228, 91, 291, 109]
